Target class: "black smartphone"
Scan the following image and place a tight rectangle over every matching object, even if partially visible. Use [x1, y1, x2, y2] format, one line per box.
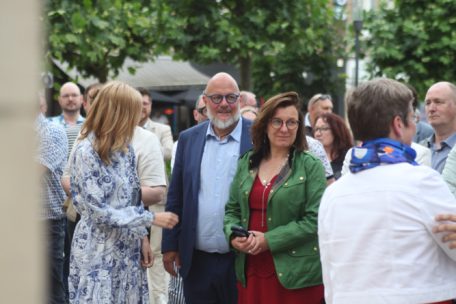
[231, 225, 250, 237]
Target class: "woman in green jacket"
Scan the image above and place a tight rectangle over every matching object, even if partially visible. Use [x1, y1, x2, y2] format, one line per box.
[224, 92, 327, 304]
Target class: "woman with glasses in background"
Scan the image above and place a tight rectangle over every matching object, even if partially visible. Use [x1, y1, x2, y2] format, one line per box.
[224, 92, 327, 304]
[313, 113, 353, 180]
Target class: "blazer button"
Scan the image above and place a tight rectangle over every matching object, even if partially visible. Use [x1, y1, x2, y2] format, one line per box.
[245, 191, 249, 195]
[268, 217, 272, 221]
[270, 189, 274, 193]
[284, 182, 288, 186]
[313, 247, 318, 251]
[300, 176, 304, 180]
[242, 218, 247, 222]
[292, 250, 296, 254]
[278, 273, 283, 277]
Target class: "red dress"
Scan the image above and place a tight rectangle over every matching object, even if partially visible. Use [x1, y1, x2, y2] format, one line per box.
[237, 175, 324, 304]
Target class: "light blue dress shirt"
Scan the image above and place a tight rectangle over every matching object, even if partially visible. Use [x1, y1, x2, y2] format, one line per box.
[423, 133, 456, 173]
[196, 118, 243, 253]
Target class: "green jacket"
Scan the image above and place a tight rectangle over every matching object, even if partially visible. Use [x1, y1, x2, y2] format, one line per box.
[224, 149, 326, 289]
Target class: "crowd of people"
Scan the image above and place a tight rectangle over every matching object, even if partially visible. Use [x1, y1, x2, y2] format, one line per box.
[37, 72, 456, 304]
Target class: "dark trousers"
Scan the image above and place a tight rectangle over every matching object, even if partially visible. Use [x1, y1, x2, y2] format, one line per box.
[63, 214, 79, 302]
[183, 250, 237, 304]
[46, 218, 66, 304]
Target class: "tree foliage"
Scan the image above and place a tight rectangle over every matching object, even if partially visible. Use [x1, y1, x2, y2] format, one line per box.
[158, 0, 346, 100]
[45, 0, 159, 82]
[364, 0, 456, 96]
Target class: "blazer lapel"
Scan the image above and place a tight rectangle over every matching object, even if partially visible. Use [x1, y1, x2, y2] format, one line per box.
[191, 122, 208, 198]
[240, 119, 253, 154]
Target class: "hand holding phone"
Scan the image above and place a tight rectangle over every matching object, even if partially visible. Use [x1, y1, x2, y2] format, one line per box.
[231, 225, 251, 237]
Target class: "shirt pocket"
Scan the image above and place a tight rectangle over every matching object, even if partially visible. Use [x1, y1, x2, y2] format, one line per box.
[275, 177, 307, 215]
[286, 237, 319, 257]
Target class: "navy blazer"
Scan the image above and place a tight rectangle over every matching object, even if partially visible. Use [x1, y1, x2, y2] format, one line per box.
[162, 119, 253, 278]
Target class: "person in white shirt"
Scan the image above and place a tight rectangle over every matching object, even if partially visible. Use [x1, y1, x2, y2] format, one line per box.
[137, 87, 174, 161]
[318, 78, 456, 304]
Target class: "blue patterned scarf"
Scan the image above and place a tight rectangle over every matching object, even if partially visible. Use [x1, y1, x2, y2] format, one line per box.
[349, 138, 418, 173]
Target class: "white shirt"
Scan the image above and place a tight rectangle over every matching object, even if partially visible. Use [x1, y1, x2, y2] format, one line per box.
[319, 163, 456, 304]
[307, 135, 334, 178]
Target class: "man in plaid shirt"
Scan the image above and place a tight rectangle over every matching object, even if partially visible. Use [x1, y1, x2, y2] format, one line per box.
[36, 104, 68, 303]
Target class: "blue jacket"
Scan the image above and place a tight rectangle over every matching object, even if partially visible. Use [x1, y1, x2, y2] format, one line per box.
[162, 119, 253, 278]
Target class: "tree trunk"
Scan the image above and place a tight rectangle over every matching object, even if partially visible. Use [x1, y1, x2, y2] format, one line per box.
[239, 55, 252, 91]
[98, 67, 108, 83]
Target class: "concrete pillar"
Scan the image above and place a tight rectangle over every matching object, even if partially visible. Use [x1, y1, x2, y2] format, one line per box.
[0, 1, 43, 302]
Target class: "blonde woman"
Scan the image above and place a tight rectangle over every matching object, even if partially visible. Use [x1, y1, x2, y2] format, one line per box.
[68, 82, 178, 303]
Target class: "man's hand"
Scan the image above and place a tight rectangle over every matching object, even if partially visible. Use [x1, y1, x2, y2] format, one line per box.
[433, 214, 456, 249]
[141, 237, 154, 268]
[163, 251, 180, 277]
[152, 212, 179, 229]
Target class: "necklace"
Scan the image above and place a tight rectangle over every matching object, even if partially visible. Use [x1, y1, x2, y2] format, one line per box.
[259, 154, 289, 227]
[259, 154, 289, 186]
[261, 180, 272, 227]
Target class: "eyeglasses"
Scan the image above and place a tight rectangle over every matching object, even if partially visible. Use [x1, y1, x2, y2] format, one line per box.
[314, 127, 331, 133]
[316, 94, 332, 102]
[270, 118, 300, 130]
[61, 93, 80, 99]
[204, 93, 240, 104]
[197, 106, 207, 116]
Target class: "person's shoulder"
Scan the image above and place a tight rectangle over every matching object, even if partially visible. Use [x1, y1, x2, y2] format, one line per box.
[306, 135, 323, 150]
[295, 149, 323, 165]
[180, 120, 210, 139]
[149, 119, 171, 131]
[46, 119, 66, 137]
[242, 117, 253, 127]
[134, 126, 159, 142]
[305, 136, 325, 155]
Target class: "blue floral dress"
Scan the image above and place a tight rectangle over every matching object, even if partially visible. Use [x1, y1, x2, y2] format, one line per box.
[69, 135, 153, 303]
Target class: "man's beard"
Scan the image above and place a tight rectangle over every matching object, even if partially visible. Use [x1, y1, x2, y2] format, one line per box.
[207, 104, 241, 130]
[62, 107, 80, 115]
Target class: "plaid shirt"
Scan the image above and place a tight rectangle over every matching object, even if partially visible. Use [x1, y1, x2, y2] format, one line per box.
[48, 113, 85, 128]
[36, 114, 68, 219]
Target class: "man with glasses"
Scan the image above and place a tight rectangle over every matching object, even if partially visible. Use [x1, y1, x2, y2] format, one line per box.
[194, 94, 208, 123]
[49, 82, 85, 127]
[49, 81, 85, 301]
[163, 72, 253, 304]
[168, 95, 207, 304]
[305, 93, 333, 136]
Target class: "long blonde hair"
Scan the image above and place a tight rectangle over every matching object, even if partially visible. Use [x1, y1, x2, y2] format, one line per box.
[80, 81, 142, 164]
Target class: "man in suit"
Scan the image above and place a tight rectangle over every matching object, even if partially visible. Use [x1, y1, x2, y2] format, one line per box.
[162, 72, 252, 304]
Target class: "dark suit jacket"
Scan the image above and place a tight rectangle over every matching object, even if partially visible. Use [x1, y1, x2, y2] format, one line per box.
[162, 119, 253, 278]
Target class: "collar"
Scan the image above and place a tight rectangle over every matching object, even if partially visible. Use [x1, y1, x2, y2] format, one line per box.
[349, 138, 418, 173]
[142, 118, 153, 129]
[58, 113, 85, 126]
[426, 132, 456, 150]
[206, 117, 242, 142]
